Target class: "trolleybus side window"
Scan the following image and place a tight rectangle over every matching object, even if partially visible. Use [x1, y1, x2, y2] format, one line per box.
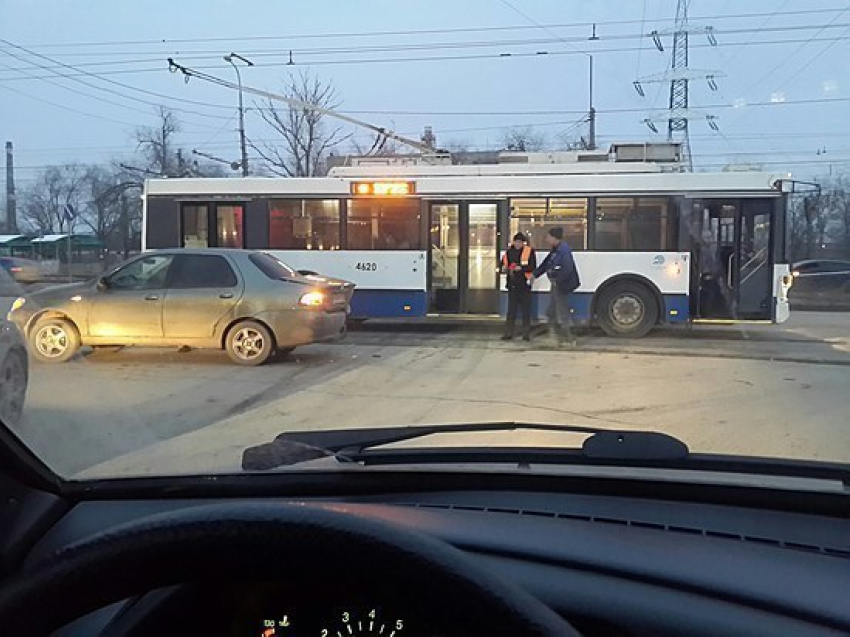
[595, 196, 676, 251]
[269, 199, 341, 250]
[509, 197, 588, 250]
[182, 204, 209, 248]
[635, 197, 678, 251]
[216, 205, 244, 248]
[347, 198, 421, 250]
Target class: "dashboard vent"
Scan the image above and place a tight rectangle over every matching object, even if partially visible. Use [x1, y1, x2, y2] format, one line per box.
[404, 502, 850, 560]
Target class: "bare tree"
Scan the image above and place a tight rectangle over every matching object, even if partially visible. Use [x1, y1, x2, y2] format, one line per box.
[500, 126, 546, 152]
[252, 71, 351, 177]
[79, 166, 123, 242]
[135, 106, 181, 176]
[826, 177, 850, 252]
[20, 164, 88, 234]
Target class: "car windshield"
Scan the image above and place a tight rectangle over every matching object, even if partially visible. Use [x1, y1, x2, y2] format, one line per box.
[1, 1, 849, 484]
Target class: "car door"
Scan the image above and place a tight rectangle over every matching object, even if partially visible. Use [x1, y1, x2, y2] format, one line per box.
[87, 254, 174, 340]
[162, 254, 242, 341]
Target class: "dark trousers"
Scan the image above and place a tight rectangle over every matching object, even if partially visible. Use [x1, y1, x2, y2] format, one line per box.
[505, 281, 532, 337]
[546, 289, 574, 341]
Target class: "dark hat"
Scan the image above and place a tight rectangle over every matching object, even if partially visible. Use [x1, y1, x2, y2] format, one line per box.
[512, 232, 527, 242]
[547, 227, 564, 240]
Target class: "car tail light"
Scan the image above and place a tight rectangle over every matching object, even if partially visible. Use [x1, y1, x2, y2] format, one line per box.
[299, 291, 327, 308]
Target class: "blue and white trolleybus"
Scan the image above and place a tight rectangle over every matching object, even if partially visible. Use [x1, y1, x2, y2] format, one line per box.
[142, 161, 793, 336]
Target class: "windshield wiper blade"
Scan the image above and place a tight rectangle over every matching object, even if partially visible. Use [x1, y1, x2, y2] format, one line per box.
[241, 422, 689, 471]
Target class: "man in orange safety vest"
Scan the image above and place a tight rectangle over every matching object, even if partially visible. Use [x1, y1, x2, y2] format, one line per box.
[501, 232, 537, 341]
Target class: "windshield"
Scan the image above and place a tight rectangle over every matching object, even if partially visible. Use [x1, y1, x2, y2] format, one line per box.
[1, 1, 849, 483]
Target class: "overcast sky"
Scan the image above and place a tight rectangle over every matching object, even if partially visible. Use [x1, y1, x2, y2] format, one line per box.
[2, 0, 849, 187]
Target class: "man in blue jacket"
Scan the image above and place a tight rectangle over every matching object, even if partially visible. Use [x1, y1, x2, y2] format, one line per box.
[533, 227, 580, 346]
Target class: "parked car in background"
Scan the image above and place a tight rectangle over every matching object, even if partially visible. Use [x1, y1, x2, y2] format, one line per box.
[7, 249, 354, 366]
[789, 259, 850, 309]
[0, 320, 28, 426]
[0, 257, 42, 284]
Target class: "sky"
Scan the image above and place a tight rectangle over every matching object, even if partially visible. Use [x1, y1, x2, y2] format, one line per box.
[2, 0, 850, 192]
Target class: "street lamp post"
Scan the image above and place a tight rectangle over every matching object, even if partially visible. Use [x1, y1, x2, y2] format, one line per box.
[223, 52, 253, 177]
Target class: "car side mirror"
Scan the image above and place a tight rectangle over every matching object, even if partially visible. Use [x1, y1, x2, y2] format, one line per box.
[97, 277, 109, 291]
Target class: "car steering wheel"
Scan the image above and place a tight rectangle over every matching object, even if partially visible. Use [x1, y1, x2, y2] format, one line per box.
[0, 502, 579, 636]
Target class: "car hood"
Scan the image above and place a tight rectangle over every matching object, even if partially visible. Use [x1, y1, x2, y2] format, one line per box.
[27, 281, 93, 304]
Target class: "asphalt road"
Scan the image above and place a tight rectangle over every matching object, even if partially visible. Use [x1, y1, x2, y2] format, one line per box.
[7, 311, 849, 479]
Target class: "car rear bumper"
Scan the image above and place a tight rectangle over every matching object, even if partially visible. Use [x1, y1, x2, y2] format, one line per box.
[259, 309, 347, 348]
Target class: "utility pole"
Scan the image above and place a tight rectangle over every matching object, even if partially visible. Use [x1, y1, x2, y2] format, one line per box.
[667, 0, 690, 150]
[635, 0, 720, 170]
[5, 142, 17, 234]
[587, 56, 596, 150]
[224, 53, 253, 177]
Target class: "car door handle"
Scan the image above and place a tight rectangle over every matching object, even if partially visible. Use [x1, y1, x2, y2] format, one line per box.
[219, 293, 234, 299]
[145, 294, 159, 301]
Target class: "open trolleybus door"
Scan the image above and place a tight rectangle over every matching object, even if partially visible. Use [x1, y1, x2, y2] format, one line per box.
[693, 198, 775, 321]
[428, 201, 501, 314]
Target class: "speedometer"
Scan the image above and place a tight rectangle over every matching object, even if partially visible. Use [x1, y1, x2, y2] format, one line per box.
[320, 608, 405, 636]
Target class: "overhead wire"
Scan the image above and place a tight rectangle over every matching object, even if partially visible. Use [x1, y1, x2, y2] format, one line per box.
[771, 22, 850, 92]
[729, 6, 850, 101]
[0, 75, 137, 127]
[0, 58, 176, 120]
[18, 6, 849, 48]
[12, 21, 850, 64]
[0, 38, 235, 116]
[7, 33, 850, 82]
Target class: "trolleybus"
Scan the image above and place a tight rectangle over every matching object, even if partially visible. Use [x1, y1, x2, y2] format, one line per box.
[142, 162, 793, 336]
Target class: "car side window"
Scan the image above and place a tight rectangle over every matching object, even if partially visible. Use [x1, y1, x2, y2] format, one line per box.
[170, 255, 238, 289]
[109, 255, 173, 290]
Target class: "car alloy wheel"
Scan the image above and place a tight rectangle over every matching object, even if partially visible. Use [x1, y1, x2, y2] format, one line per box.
[35, 324, 71, 359]
[232, 326, 266, 361]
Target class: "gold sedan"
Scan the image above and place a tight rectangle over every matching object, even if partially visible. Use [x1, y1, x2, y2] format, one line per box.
[8, 249, 354, 366]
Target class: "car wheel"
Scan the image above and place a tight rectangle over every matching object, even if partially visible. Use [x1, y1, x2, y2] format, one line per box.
[0, 348, 27, 426]
[29, 317, 81, 363]
[595, 282, 659, 338]
[225, 321, 274, 366]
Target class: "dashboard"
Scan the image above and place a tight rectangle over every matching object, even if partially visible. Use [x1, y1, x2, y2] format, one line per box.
[11, 485, 843, 637]
[128, 581, 442, 637]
